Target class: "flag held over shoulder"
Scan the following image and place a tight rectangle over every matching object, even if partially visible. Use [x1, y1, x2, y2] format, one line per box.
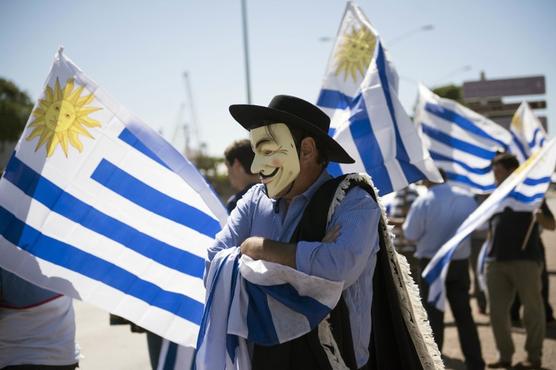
[0, 48, 227, 348]
[422, 138, 556, 311]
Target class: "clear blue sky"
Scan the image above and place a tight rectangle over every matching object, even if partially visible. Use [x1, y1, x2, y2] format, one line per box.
[1, 0, 555, 156]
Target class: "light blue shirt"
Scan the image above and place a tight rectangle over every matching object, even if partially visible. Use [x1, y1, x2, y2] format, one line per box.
[209, 171, 381, 367]
[403, 183, 477, 260]
[0, 268, 60, 307]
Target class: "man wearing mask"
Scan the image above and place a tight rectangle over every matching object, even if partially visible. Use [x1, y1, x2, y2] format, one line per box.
[206, 95, 441, 370]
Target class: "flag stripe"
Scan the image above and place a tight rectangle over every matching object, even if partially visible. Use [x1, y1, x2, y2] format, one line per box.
[510, 131, 528, 161]
[508, 191, 545, 203]
[529, 128, 543, 149]
[523, 176, 551, 186]
[423, 247, 455, 284]
[421, 123, 497, 160]
[194, 252, 238, 368]
[4, 156, 205, 279]
[244, 280, 279, 345]
[316, 89, 353, 110]
[445, 171, 496, 192]
[118, 128, 169, 169]
[163, 343, 179, 370]
[375, 44, 425, 184]
[0, 206, 204, 324]
[349, 96, 394, 193]
[91, 159, 220, 238]
[424, 103, 508, 150]
[327, 162, 343, 177]
[256, 283, 330, 329]
[430, 150, 491, 174]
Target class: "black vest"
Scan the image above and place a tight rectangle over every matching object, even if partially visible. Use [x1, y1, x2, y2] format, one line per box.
[252, 175, 424, 370]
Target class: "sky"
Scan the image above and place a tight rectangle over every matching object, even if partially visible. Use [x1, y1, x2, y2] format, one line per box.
[1, 0, 555, 156]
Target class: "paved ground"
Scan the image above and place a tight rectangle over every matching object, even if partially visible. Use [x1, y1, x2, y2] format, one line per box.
[75, 195, 556, 369]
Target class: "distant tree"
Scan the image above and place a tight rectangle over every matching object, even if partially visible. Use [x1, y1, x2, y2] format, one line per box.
[432, 84, 465, 105]
[190, 148, 234, 203]
[0, 78, 33, 141]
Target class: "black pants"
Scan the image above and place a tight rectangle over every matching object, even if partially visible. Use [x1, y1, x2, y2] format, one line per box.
[419, 258, 485, 370]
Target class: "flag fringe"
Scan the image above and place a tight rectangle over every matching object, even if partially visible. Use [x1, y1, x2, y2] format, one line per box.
[328, 173, 444, 370]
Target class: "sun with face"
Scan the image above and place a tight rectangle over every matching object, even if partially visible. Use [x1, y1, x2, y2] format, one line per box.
[334, 26, 376, 82]
[26, 78, 101, 157]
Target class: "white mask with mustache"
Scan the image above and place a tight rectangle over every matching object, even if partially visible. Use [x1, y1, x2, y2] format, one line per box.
[249, 123, 300, 199]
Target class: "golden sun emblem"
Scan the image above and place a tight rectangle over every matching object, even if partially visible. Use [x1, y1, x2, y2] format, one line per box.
[334, 26, 376, 82]
[511, 113, 522, 131]
[26, 78, 101, 157]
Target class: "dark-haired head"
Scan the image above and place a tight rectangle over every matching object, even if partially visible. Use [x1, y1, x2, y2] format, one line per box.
[491, 152, 519, 186]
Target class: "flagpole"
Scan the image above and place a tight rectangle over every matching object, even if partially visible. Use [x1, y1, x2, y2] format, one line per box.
[520, 212, 537, 250]
[240, 0, 252, 104]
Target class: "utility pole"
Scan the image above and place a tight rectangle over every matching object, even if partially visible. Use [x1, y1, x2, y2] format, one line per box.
[241, 0, 252, 103]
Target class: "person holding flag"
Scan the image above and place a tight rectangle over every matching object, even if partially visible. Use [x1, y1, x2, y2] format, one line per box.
[486, 153, 554, 370]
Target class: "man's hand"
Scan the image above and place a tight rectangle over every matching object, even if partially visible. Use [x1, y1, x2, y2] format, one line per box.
[240, 237, 297, 268]
[240, 236, 265, 260]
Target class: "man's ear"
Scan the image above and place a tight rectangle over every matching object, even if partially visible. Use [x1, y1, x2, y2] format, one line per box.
[233, 158, 244, 173]
[299, 137, 317, 163]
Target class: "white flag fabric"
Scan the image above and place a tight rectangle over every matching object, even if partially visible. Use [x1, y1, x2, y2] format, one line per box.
[0, 48, 228, 347]
[422, 138, 556, 310]
[509, 101, 547, 163]
[415, 85, 513, 194]
[317, 2, 441, 195]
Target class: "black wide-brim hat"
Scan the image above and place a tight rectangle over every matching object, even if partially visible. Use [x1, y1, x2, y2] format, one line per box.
[229, 95, 355, 164]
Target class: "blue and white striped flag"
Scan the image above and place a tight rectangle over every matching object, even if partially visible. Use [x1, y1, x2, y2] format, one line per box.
[509, 101, 547, 163]
[191, 248, 343, 370]
[422, 138, 556, 311]
[415, 85, 513, 194]
[317, 2, 441, 195]
[0, 48, 228, 347]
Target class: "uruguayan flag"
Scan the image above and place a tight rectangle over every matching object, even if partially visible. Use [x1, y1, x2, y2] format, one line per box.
[317, 2, 441, 195]
[192, 248, 343, 370]
[0, 48, 227, 347]
[509, 101, 547, 163]
[317, 0, 382, 126]
[422, 138, 556, 311]
[415, 84, 513, 194]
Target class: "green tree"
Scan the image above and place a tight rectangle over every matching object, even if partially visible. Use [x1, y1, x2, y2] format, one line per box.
[191, 150, 234, 204]
[432, 84, 465, 104]
[0, 78, 33, 142]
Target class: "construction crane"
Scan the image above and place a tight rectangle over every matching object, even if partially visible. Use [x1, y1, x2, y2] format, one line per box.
[171, 71, 201, 157]
[171, 102, 187, 153]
